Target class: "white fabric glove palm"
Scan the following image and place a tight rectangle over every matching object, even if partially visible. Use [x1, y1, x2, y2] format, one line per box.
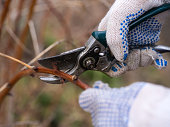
[98, 0, 169, 76]
[79, 81, 170, 127]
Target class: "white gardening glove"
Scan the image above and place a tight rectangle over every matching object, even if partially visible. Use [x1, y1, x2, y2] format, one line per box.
[79, 81, 170, 127]
[98, 0, 169, 76]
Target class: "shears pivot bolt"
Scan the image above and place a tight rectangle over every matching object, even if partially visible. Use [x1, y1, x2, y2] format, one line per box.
[83, 57, 95, 70]
[94, 47, 100, 53]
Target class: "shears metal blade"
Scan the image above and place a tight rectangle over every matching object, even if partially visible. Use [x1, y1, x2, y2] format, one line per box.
[38, 47, 85, 70]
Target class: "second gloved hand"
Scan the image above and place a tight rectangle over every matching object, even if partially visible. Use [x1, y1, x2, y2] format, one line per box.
[79, 81, 170, 127]
[98, 0, 169, 76]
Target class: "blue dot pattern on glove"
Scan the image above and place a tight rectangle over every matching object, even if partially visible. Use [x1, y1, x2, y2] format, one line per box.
[79, 82, 146, 127]
[153, 51, 168, 68]
[111, 63, 127, 72]
[142, 47, 168, 68]
[120, 9, 162, 60]
[155, 58, 168, 67]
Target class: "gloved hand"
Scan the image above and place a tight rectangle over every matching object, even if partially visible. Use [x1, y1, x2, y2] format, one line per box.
[98, 0, 169, 76]
[79, 81, 170, 127]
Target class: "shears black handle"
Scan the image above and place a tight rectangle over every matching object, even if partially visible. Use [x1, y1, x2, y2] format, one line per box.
[92, 3, 170, 48]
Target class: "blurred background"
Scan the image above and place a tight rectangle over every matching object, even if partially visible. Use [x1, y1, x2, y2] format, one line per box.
[0, 0, 170, 127]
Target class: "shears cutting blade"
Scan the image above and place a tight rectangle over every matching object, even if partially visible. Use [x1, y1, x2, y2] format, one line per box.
[38, 4, 170, 84]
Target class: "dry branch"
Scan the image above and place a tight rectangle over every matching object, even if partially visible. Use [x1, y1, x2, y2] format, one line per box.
[0, 67, 90, 105]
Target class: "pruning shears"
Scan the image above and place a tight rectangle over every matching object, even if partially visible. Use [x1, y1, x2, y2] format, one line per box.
[38, 4, 170, 84]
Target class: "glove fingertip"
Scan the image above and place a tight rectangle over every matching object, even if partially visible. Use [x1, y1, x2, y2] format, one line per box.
[107, 63, 128, 77]
[154, 58, 168, 69]
[79, 89, 101, 112]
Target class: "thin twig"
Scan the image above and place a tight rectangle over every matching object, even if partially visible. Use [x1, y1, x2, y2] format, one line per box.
[0, 0, 12, 36]
[6, 26, 31, 54]
[0, 53, 33, 69]
[29, 20, 40, 56]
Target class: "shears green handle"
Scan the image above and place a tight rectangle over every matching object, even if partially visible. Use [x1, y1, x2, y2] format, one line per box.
[92, 3, 170, 47]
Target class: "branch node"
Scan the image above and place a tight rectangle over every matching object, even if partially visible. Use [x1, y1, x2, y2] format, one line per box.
[7, 83, 12, 89]
[7, 93, 13, 96]
[30, 73, 35, 77]
[33, 66, 39, 72]
[72, 75, 78, 81]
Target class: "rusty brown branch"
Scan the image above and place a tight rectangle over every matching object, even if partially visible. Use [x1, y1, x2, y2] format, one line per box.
[0, 66, 90, 105]
[0, 69, 35, 105]
[44, 0, 75, 48]
[0, 0, 12, 36]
